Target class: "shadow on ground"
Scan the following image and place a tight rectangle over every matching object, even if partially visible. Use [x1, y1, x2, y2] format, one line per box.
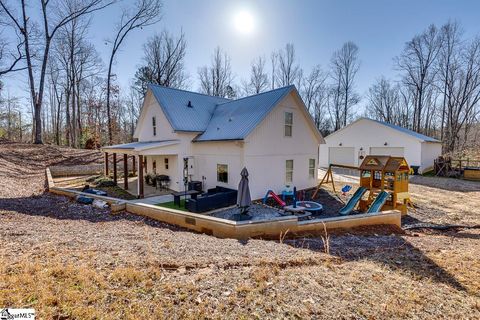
[0, 192, 188, 234]
[284, 228, 471, 294]
[409, 175, 480, 192]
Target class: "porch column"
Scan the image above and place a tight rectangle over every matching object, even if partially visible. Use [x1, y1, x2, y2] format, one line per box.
[123, 153, 128, 190]
[132, 155, 136, 176]
[138, 155, 144, 198]
[113, 153, 117, 185]
[104, 152, 109, 176]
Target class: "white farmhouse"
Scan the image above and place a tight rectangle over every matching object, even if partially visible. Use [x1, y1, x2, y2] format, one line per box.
[319, 118, 442, 173]
[102, 84, 324, 199]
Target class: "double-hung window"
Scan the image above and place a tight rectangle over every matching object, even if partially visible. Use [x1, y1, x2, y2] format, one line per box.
[286, 160, 294, 183]
[309, 159, 316, 179]
[284, 112, 293, 137]
[152, 116, 157, 136]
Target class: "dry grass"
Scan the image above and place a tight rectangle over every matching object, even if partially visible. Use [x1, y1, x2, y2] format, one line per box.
[1, 141, 480, 319]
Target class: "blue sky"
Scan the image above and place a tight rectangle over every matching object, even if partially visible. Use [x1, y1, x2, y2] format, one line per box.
[5, 0, 480, 110]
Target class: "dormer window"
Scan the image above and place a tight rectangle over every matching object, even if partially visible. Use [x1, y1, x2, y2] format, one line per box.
[152, 116, 157, 136]
[284, 112, 293, 137]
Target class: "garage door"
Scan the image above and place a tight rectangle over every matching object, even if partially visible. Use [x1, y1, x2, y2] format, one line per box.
[329, 147, 355, 166]
[370, 147, 405, 157]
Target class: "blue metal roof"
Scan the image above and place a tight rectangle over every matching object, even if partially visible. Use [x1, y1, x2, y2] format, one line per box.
[102, 140, 180, 151]
[369, 118, 440, 142]
[149, 84, 230, 132]
[195, 86, 295, 141]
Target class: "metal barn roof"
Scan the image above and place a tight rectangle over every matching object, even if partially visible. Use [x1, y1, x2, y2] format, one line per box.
[101, 140, 180, 152]
[195, 86, 295, 141]
[145, 84, 321, 142]
[370, 119, 440, 143]
[149, 84, 230, 132]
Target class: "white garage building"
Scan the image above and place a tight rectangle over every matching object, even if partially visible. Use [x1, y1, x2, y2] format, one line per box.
[319, 118, 442, 173]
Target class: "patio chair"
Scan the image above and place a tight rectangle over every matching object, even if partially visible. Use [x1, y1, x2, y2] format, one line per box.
[156, 175, 170, 191]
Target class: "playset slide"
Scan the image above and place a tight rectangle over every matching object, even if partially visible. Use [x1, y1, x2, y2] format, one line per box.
[339, 187, 367, 215]
[263, 190, 286, 207]
[367, 191, 389, 213]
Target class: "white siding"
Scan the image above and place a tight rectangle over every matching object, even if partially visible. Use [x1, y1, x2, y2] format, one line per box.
[369, 147, 405, 157]
[328, 147, 355, 166]
[135, 91, 177, 141]
[191, 141, 244, 192]
[132, 90, 321, 198]
[420, 142, 442, 173]
[245, 92, 319, 199]
[145, 155, 180, 191]
[319, 119, 423, 168]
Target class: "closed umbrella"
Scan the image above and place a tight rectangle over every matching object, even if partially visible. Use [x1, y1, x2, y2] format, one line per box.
[237, 167, 252, 216]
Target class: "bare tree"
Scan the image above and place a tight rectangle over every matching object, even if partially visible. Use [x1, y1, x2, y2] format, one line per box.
[243, 56, 269, 95]
[106, 0, 162, 143]
[443, 37, 480, 152]
[366, 77, 400, 123]
[270, 51, 277, 89]
[331, 41, 360, 128]
[134, 29, 187, 94]
[396, 25, 442, 133]
[437, 21, 462, 142]
[0, 0, 113, 144]
[198, 46, 234, 97]
[301, 65, 329, 132]
[0, 35, 25, 76]
[275, 43, 302, 87]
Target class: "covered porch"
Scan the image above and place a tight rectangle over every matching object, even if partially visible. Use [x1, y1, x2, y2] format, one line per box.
[101, 140, 181, 199]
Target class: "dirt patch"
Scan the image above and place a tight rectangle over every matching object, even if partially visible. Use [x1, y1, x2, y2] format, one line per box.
[1, 141, 479, 319]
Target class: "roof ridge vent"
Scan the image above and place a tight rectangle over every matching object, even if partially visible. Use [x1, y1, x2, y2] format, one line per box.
[187, 100, 193, 108]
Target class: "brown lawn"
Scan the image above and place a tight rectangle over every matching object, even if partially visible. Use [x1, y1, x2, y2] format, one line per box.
[0, 140, 479, 319]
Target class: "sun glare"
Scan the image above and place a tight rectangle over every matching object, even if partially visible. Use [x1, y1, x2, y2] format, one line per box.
[234, 10, 254, 34]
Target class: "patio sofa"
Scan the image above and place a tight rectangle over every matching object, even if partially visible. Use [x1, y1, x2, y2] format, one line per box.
[186, 186, 237, 213]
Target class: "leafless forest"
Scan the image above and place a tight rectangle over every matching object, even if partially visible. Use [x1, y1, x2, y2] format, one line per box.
[0, 1, 479, 154]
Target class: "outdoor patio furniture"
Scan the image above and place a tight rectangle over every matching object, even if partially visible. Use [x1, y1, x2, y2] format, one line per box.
[156, 175, 170, 190]
[186, 186, 237, 213]
[172, 190, 200, 206]
[281, 189, 294, 201]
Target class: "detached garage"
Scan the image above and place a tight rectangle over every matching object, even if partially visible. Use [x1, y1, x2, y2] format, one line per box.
[319, 118, 442, 173]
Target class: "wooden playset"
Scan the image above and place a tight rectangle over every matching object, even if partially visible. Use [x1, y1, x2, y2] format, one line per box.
[314, 155, 412, 214]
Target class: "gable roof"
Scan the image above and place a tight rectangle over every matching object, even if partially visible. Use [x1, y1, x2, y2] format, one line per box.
[144, 84, 323, 143]
[326, 117, 441, 143]
[149, 84, 230, 132]
[369, 119, 440, 142]
[194, 86, 294, 141]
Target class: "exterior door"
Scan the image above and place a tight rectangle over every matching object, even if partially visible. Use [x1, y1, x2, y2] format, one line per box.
[328, 147, 355, 166]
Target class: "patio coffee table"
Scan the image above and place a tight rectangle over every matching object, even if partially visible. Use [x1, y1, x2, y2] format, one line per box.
[172, 190, 200, 207]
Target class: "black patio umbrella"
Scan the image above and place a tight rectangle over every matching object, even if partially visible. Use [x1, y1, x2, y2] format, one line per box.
[237, 167, 252, 216]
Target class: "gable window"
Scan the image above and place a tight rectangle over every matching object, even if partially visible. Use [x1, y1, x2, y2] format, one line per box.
[309, 159, 316, 179]
[152, 116, 157, 136]
[286, 160, 293, 183]
[217, 164, 228, 183]
[164, 158, 169, 170]
[284, 111, 293, 137]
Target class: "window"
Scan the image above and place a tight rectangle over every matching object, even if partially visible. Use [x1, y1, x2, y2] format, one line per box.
[152, 116, 157, 136]
[152, 160, 156, 174]
[284, 111, 293, 137]
[309, 159, 316, 179]
[217, 164, 228, 183]
[286, 160, 293, 183]
[164, 158, 169, 170]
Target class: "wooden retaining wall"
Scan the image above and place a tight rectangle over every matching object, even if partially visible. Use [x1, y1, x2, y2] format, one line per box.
[46, 167, 402, 240]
